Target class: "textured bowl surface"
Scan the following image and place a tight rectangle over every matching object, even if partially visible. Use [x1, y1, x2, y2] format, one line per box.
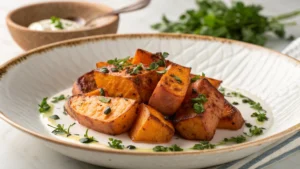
[6, 1, 119, 50]
[0, 34, 299, 169]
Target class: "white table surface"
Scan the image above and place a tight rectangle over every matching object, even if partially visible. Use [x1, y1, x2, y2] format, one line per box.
[0, 0, 299, 169]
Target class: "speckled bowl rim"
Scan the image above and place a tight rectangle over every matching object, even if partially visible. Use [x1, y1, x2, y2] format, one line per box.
[0, 33, 299, 156]
[6, 1, 119, 33]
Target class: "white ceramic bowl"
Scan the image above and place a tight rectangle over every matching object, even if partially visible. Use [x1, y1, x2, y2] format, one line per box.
[0, 34, 299, 169]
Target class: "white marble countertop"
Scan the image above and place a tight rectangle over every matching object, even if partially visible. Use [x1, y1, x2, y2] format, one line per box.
[0, 0, 299, 169]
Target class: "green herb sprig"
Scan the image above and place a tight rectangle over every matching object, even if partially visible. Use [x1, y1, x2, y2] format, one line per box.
[153, 144, 184, 152]
[251, 112, 268, 122]
[47, 123, 75, 137]
[220, 135, 247, 144]
[152, 0, 300, 46]
[192, 141, 215, 150]
[108, 138, 125, 149]
[51, 16, 64, 29]
[51, 94, 66, 103]
[191, 94, 208, 114]
[79, 129, 98, 144]
[107, 57, 131, 70]
[39, 97, 51, 113]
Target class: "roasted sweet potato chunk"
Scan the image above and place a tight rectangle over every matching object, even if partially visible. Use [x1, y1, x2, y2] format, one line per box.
[73, 65, 162, 103]
[149, 64, 191, 115]
[218, 100, 245, 130]
[65, 95, 138, 135]
[174, 78, 224, 140]
[129, 104, 175, 143]
[94, 66, 161, 103]
[190, 74, 222, 88]
[72, 70, 97, 95]
[132, 49, 155, 65]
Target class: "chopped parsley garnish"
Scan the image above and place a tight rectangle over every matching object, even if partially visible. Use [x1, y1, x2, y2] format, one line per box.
[111, 67, 119, 72]
[130, 64, 143, 75]
[156, 69, 167, 74]
[191, 94, 207, 114]
[104, 106, 111, 115]
[107, 57, 131, 70]
[242, 98, 255, 105]
[48, 123, 75, 137]
[162, 52, 169, 58]
[99, 96, 111, 103]
[192, 141, 215, 150]
[49, 114, 60, 120]
[191, 75, 200, 83]
[63, 110, 68, 116]
[251, 112, 268, 122]
[250, 102, 266, 112]
[168, 144, 183, 151]
[51, 94, 66, 103]
[248, 126, 265, 136]
[51, 16, 64, 29]
[153, 146, 168, 152]
[126, 145, 136, 150]
[232, 101, 239, 105]
[99, 67, 109, 73]
[79, 129, 98, 144]
[219, 87, 225, 95]
[222, 135, 247, 144]
[170, 74, 182, 84]
[108, 138, 124, 149]
[39, 97, 51, 113]
[245, 123, 252, 128]
[99, 88, 105, 96]
[147, 62, 159, 70]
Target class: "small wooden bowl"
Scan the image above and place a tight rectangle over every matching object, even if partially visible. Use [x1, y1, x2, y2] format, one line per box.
[6, 1, 119, 50]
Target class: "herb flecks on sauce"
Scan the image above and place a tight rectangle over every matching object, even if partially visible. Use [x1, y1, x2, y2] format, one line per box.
[168, 144, 183, 152]
[79, 129, 98, 144]
[251, 112, 268, 122]
[51, 16, 64, 29]
[126, 145, 136, 150]
[192, 141, 216, 150]
[108, 138, 124, 149]
[220, 135, 247, 144]
[221, 87, 268, 123]
[39, 97, 51, 113]
[51, 94, 66, 103]
[48, 123, 75, 137]
[49, 114, 60, 120]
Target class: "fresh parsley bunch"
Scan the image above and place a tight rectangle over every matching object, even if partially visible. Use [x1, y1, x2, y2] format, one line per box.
[152, 0, 300, 45]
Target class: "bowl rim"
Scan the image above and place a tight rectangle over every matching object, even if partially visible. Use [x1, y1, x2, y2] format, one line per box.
[0, 33, 299, 156]
[6, 1, 119, 33]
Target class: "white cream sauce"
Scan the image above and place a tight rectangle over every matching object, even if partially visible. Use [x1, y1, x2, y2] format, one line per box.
[28, 18, 82, 31]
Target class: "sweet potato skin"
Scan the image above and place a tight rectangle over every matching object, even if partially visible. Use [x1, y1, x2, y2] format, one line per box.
[218, 100, 245, 130]
[129, 104, 174, 143]
[65, 95, 138, 135]
[174, 78, 224, 140]
[149, 64, 191, 115]
[72, 70, 97, 95]
[190, 74, 222, 89]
